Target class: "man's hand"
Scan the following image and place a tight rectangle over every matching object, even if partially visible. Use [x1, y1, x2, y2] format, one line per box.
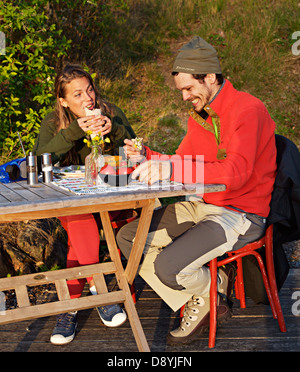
[131, 160, 171, 185]
[123, 138, 146, 164]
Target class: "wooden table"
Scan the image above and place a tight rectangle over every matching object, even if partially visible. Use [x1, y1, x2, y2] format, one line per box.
[0, 180, 225, 352]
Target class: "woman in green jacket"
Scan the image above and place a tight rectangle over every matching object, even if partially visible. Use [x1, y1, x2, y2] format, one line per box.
[33, 67, 135, 165]
[33, 64, 135, 345]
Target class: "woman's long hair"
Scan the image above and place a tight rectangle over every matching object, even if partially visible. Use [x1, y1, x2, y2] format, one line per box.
[54, 63, 112, 165]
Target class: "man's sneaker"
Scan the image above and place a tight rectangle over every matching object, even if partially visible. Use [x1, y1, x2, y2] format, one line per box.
[96, 304, 127, 327]
[218, 263, 236, 308]
[167, 295, 231, 345]
[50, 311, 77, 345]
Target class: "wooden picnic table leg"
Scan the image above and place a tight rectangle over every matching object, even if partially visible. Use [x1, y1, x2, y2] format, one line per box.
[100, 207, 151, 352]
[124, 198, 155, 285]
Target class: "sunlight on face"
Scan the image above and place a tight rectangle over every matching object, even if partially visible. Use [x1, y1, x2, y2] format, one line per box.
[59, 77, 96, 117]
[174, 73, 215, 112]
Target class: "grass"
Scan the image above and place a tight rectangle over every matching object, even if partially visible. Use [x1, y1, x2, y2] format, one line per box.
[1, 0, 299, 274]
[93, 0, 299, 152]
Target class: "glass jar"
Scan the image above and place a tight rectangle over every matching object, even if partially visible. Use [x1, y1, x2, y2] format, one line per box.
[85, 145, 104, 185]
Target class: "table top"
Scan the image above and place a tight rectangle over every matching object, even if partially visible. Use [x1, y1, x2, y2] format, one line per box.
[0, 180, 225, 220]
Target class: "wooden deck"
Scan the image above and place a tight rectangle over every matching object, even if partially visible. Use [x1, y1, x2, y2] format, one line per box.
[0, 269, 299, 353]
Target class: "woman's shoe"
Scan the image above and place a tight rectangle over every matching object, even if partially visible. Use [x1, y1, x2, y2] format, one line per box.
[96, 304, 127, 327]
[50, 311, 78, 345]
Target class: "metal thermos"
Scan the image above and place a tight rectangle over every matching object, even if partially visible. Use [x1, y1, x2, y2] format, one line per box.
[41, 153, 53, 183]
[26, 152, 38, 185]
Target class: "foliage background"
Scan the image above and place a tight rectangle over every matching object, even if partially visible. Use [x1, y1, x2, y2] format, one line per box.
[0, 0, 299, 161]
[0, 0, 299, 274]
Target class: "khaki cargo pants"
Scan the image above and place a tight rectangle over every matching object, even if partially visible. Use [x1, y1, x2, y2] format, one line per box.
[117, 200, 266, 311]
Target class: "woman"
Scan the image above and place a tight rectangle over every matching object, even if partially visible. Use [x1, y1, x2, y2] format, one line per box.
[33, 63, 135, 345]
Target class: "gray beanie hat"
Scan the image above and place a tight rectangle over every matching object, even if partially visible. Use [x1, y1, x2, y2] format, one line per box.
[172, 36, 222, 74]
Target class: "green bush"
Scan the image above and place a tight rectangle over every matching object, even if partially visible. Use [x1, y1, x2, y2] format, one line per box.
[0, 0, 132, 160]
[0, 0, 298, 161]
[0, 0, 71, 159]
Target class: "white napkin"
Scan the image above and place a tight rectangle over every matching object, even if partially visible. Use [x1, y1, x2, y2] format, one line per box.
[85, 107, 102, 139]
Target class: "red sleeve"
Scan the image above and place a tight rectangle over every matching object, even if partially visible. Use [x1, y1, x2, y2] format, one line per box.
[144, 106, 275, 188]
[144, 146, 204, 184]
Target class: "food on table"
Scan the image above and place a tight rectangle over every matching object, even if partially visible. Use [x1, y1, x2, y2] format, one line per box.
[117, 166, 134, 175]
[100, 164, 117, 175]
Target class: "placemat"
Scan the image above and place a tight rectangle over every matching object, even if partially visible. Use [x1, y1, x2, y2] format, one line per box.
[52, 177, 184, 195]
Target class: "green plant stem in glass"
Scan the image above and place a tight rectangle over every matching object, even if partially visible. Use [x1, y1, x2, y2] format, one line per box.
[84, 131, 109, 185]
[85, 144, 104, 185]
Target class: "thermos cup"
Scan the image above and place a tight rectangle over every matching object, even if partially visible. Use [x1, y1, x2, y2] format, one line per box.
[41, 153, 53, 183]
[26, 152, 38, 185]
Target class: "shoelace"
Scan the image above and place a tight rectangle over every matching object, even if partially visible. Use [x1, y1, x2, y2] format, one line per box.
[56, 312, 76, 329]
[180, 296, 204, 330]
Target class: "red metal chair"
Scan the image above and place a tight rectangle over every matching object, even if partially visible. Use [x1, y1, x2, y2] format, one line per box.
[111, 210, 138, 232]
[209, 224, 286, 348]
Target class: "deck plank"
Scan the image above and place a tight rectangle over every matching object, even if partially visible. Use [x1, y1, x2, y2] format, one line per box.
[0, 269, 299, 352]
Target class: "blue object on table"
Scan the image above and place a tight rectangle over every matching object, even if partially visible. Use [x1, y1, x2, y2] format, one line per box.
[0, 158, 27, 183]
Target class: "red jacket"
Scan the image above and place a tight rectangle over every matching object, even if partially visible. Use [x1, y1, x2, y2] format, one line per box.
[145, 80, 277, 217]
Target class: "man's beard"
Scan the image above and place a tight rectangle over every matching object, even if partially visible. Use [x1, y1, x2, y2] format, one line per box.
[194, 83, 213, 113]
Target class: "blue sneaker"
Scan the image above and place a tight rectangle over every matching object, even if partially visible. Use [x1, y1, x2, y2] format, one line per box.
[97, 304, 127, 327]
[50, 311, 77, 345]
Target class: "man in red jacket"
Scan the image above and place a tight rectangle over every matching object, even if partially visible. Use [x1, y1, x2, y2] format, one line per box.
[117, 36, 277, 345]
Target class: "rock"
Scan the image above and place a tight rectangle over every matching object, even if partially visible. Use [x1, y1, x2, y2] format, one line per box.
[0, 219, 68, 276]
[0, 247, 14, 278]
[43, 236, 67, 269]
[283, 239, 300, 268]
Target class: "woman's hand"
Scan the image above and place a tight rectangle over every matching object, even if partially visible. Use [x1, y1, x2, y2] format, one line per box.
[78, 115, 112, 136]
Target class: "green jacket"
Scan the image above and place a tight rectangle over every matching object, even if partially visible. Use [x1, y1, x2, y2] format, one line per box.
[32, 105, 135, 165]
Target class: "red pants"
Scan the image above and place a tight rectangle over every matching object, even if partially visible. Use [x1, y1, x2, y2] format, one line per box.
[59, 214, 100, 299]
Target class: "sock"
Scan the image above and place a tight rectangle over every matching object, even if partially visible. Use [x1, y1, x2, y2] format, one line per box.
[89, 285, 97, 295]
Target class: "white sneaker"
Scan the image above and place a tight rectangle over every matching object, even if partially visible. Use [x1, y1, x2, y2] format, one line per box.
[96, 304, 127, 327]
[50, 311, 77, 345]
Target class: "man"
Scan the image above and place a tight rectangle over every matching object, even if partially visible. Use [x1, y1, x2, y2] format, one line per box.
[117, 36, 277, 345]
